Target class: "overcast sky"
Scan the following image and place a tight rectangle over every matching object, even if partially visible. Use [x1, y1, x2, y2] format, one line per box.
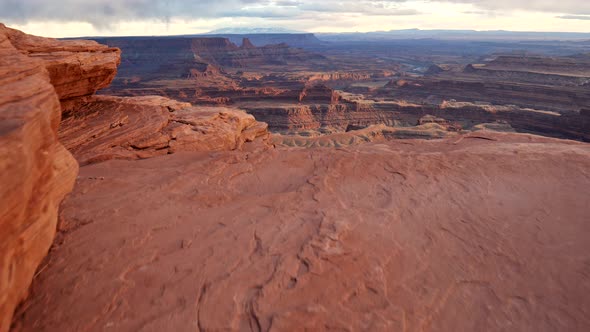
[0, 0, 589, 37]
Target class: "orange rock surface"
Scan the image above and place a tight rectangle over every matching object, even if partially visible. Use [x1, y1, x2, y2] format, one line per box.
[59, 96, 271, 165]
[3, 25, 590, 332]
[0, 24, 120, 111]
[0, 25, 78, 332]
[1, 25, 271, 331]
[14, 133, 590, 331]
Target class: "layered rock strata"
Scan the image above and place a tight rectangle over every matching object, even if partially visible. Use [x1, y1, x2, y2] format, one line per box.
[2, 25, 120, 112]
[244, 98, 590, 141]
[0, 25, 272, 332]
[0, 24, 79, 332]
[15, 133, 590, 331]
[60, 96, 270, 166]
[384, 54, 590, 113]
[272, 123, 455, 148]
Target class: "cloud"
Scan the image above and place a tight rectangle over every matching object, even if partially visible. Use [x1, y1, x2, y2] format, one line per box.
[557, 15, 590, 20]
[2, 0, 588, 33]
[0, 0, 419, 28]
[0, 0, 247, 27]
[440, 0, 590, 15]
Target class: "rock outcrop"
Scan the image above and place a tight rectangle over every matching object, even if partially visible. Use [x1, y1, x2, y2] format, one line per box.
[59, 96, 270, 165]
[92, 36, 324, 74]
[0, 24, 78, 332]
[0, 25, 272, 332]
[485, 54, 590, 77]
[298, 84, 341, 103]
[209, 33, 323, 48]
[384, 55, 590, 113]
[14, 132, 590, 331]
[308, 70, 395, 82]
[3, 25, 590, 332]
[240, 38, 256, 49]
[272, 123, 455, 148]
[2, 24, 120, 112]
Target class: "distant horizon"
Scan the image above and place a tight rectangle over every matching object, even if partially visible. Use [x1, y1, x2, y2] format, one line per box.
[1, 0, 589, 38]
[7, 25, 590, 41]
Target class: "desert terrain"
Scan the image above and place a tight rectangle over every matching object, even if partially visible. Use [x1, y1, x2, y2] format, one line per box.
[86, 33, 590, 142]
[1, 24, 590, 332]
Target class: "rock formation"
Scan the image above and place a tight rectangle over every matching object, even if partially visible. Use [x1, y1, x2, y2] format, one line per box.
[0, 26, 271, 331]
[14, 132, 590, 331]
[79, 34, 590, 142]
[3, 25, 590, 332]
[59, 96, 270, 165]
[384, 55, 590, 113]
[2, 25, 120, 112]
[92, 36, 324, 75]
[272, 123, 455, 148]
[208, 33, 323, 48]
[298, 84, 341, 103]
[0, 24, 79, 332]
[240, 38, 256, 49]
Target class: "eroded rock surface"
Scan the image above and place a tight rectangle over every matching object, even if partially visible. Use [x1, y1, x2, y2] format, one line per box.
[60, 95, 271, 165]
[272, 123, 456, 148]
[1, 24, 121, 111]
[0, 25, 78, 332]
[14, 133, 590, 331]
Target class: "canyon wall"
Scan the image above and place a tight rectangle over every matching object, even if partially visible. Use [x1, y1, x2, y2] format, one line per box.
[205, 33, 323, 48]
[385, 54, 590, 113]
[244, 98, 589, 141]
[3, 26, 590, 332]
[0, 24, 97, 332]
[5, 26, 121, 112]
[92, 36, 323, 79]
[0, 26, 272, 332]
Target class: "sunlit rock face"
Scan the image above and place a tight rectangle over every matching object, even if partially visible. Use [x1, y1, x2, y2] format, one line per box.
[15, 132, 590, 332]
[0, 24, 79, 332]
[2, 24, 590, 332]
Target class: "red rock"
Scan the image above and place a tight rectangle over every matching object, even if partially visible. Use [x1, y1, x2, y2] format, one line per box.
[298, 83, 341, 104]
[0, 25, 78, 332]
[240, 38, 256, 49]
[59, 96, 271, 165]
[1, 24, 121, 112]
[14, 133, 590, 331]
[308, 70, 395, 82]
[191, 37, 239, 52]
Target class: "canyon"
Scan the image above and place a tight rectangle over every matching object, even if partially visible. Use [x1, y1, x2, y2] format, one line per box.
[1, 25, 589, 332]
[88, 34, 590, 142]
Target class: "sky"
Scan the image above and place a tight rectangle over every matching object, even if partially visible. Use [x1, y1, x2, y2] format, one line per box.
[0, 0, 589, 38]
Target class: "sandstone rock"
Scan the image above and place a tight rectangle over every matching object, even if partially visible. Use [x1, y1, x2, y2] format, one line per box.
[272, 123, 455, 148]
[15, 133, 590, 331]
[425, 64, 445, 75]
[0, 26, 78, 332]
[94, 36, 322, 76]
[59, 96, 271, 165]
[191, 37, 239, 52]
[418, 114, 449, 126]
[386, 54, 590, 114]
[240, 38, 256, 49]
[486, 54, 590, 77]
[0, 24, 121, 112]
[213, 33, 323, 48]
[298, 83, 341, 104]
[307, 70, 395, 82]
